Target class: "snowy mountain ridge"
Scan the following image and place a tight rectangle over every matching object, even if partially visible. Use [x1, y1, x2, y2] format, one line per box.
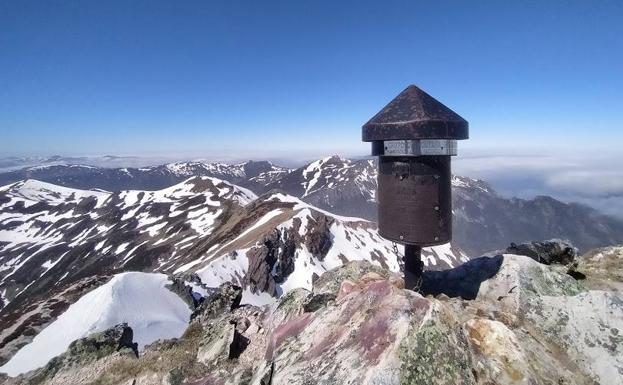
[2, 179, 109, 205]
[0, 160, 292, 193]
[0, 176, 255, 307]
[2, 155, 622, 256]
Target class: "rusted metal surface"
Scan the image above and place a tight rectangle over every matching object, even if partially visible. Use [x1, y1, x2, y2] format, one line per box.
[377, 156, 452, 246]
[362, 85, 468, 142]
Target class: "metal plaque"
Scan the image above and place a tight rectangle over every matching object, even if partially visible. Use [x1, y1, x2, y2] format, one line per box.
[377, 156, 452, 246]
[380, 139, 457, 156]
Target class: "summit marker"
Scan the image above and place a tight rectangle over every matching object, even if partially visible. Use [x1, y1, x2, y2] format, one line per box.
[362, 85, 469, 288]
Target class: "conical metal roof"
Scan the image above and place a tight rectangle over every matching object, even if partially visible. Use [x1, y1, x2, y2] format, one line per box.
[362, 85, 468, 142]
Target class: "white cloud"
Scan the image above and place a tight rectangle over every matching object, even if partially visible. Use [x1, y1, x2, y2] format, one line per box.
[453, 149, 623, 219]
[545, 171, 623, 197]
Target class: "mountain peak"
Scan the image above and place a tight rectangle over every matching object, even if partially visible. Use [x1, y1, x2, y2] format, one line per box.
[324, 154, 348, 163]
[450, 175, 495, 194]
[152, 176, 257, 206]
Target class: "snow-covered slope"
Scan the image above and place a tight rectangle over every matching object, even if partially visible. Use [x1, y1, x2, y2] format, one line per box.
[0, 179, 109, 205]
[0, 272, 191, 376]
[261, 156, 496, 226]
[0, 176, 255, 309]
[176, 192, 467, 305]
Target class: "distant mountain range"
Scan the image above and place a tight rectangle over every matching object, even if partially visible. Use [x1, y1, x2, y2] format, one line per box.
[0, 160, 290, 192]
[0, 155, 154, 173]
[2, 156, 622, 255]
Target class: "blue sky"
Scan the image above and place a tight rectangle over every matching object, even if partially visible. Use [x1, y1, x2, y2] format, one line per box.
[1, 0, 622, 158]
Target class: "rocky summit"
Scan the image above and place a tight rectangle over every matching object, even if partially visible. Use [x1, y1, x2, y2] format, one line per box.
[2, 249, 620, 385]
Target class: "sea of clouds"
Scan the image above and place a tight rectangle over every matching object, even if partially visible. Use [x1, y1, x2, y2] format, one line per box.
[453, 149, 623, 219]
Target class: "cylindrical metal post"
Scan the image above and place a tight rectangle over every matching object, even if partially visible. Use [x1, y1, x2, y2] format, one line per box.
[403, 244, 423, 290]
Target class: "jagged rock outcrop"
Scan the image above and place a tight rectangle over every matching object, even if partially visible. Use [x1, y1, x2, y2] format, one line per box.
[303, 212, 333, 261]
[3, 251, 621, 385]
[166, 277, 199, 309]
[244, 228, 298, 296]
[65, 323, 138, 359]
[192, 282, 242, 321]
[506, 239, 578, 265]
[243, 211, 338, 296]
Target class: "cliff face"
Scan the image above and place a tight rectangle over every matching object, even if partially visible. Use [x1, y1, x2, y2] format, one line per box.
[4, 251, 621, 385]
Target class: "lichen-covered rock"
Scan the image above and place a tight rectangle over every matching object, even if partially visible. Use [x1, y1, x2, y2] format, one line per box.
[6, 324, 138, 385]
[465, 318, 530, 385]
[312, 259, 396, 295]
[269, 271, 428, 384]
[65, 324, 138, 360]
[191, 302, 268, 385]
[270, 288, 310, 327]
[191, 282, 242, 321]
[302, 292, 336, 313]
[266, 255, 619, 385]
[399, 306, 475, 385]
[526, 290, 623, 382]
[450, 255, 621, 385]
[5, 254, 622, 385]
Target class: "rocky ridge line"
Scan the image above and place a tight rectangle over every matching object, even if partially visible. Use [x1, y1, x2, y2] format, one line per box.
[2, 246, 621, 385]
